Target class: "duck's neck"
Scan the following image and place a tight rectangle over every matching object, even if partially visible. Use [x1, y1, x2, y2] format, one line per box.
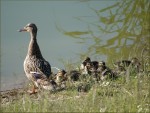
[27, 31, 43, 58]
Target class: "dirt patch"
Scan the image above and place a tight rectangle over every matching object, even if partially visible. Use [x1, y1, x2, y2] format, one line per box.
[0, 86, 85, 106]
[1, 88, 27, 105]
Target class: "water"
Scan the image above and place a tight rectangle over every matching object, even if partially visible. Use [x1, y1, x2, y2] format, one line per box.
[1, 1, 149, 91]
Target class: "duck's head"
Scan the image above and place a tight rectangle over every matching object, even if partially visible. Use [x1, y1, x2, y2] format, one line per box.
[57, 69, 66, 77]
[99, 61, 105, 66]
[84, 57, 91, 62]
[18, 23, 38, 33]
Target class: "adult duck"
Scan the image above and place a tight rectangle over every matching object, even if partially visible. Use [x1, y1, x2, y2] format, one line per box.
[18, 23, 52, 94]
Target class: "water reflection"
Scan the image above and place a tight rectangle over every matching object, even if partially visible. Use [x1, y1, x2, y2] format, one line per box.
[60, 0, 150, 64]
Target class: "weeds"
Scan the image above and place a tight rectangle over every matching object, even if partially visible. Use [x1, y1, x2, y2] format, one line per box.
[1, 70, 149, 112]
[1, 55, 150, 112]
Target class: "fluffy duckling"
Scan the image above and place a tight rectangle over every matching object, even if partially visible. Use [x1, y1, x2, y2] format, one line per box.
[112, 65, 126, 77]
[69, 70, 80, 81]
[55, 69, 67, 88]
[113, 60, 131, 68]
[113, 57, 142, 74]
[97, 61, 115, 80]
[80, 57, 98, 75]
[131, 57, 143, 72]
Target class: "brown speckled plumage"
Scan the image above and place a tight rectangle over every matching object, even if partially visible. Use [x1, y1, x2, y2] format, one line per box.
[19, 23, 52, 93]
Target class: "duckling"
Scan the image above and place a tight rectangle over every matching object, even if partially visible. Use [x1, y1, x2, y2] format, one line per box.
[80, 57, 91, 74]
[55, 69, 67, 88]
[90, 66, 99, 81]
[69, 70, 80, 81]
[77, 83, 91, 92]
[97, 61, 115, 80]
[112, 65, 126, 77]
[113, 60, 131, 68]
[113, 57, 142, 74]
[97, 61, 111, 73]
[131, 57, 143, 72]
[80, 57, 99, 75]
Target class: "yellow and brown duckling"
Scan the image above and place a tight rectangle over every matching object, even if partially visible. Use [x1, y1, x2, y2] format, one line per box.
[113, 57, 143, 75]
[130, 57, 143, 72]
[80, 57, 99, 75]
[55, 69, 67, 88]
[80, 57, 91, 74]
[113, 59, 132, 77]
[112, 65, 126, 77]
[113, 60, 131, 68]
[97, 61, 115, 80]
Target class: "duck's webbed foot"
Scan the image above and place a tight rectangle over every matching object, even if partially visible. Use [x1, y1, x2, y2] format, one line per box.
[27, 85, 38, 95]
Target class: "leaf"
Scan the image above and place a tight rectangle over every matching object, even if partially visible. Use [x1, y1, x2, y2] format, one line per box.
[64, 31, 90, 36]
[64, 31, 89, 36]
[98, 2, 120, 12]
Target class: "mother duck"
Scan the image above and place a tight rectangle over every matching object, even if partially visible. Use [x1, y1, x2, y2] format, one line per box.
[18, 23, 52, 94]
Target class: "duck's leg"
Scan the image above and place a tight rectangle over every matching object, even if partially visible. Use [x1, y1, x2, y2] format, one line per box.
[27, 84, 38, 94]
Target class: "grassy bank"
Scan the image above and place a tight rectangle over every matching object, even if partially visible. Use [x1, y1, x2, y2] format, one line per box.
[1, 71, 149, 112]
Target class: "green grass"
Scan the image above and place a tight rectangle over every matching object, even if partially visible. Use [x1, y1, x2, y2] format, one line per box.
[1, 72, 150, 112]
[1, 51, 150, 112]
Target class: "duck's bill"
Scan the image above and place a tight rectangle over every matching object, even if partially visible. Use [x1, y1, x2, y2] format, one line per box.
[17, 28, 27, 32]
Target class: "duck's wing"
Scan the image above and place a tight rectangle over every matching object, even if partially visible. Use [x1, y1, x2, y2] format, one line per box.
[30, 72, 56, 91]
[34, 59, 51, 78]
[30, 71, 47, 80]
